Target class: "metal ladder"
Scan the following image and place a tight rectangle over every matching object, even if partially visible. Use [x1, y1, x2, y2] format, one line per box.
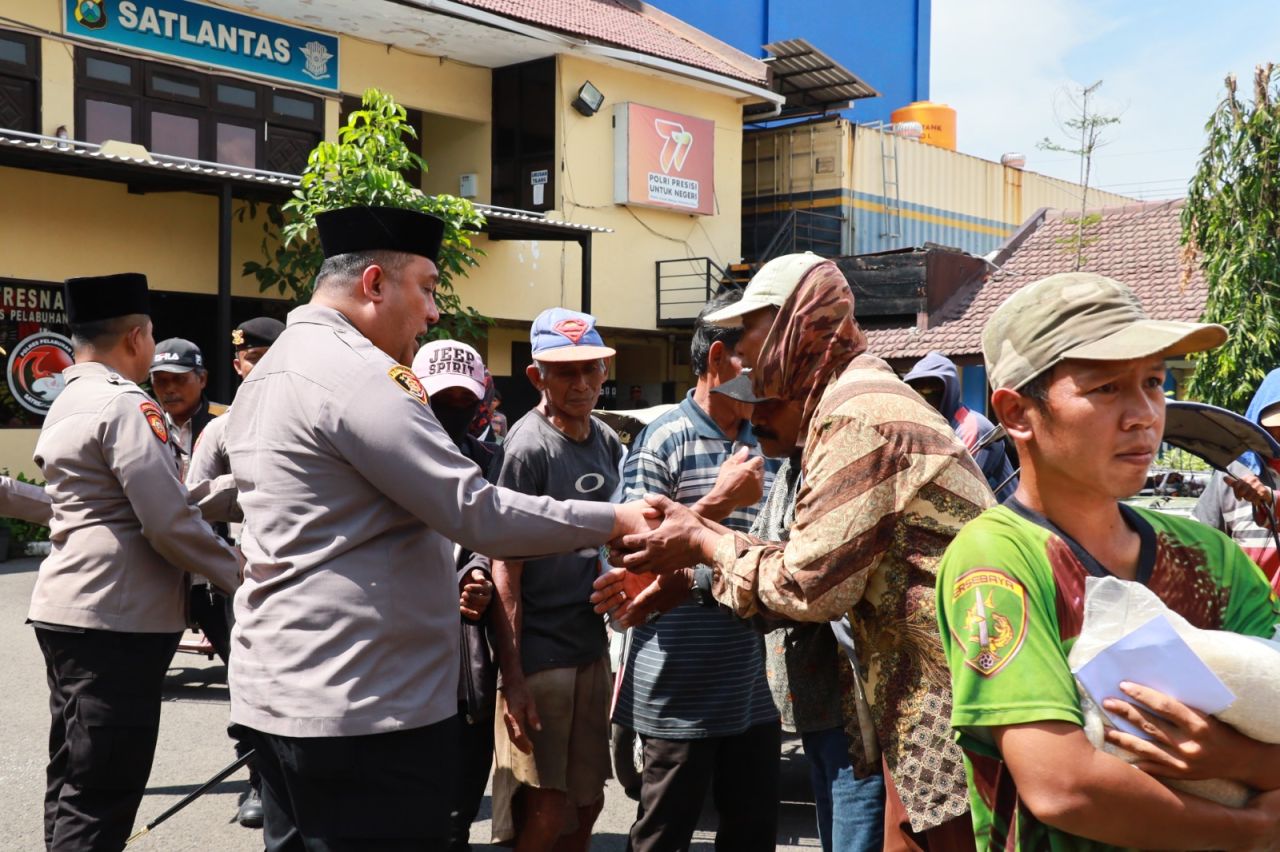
[876, 123, 903, 245]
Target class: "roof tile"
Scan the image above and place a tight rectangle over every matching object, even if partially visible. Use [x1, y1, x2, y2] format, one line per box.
[864, 200, 1205, 361]
[454, 0, 768, 85]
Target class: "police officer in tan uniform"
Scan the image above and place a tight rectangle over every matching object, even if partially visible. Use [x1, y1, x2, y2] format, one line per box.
[224, 206, 655, 850]
[184, 315, 283, 830]
[186, 316, 285, 493]
[28, 272, 243, 852]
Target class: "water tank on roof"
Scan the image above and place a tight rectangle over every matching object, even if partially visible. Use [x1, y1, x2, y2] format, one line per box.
[891, 101, 957, 151]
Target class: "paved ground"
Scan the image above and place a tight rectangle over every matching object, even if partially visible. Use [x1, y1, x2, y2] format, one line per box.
[0, 557, 821, 849]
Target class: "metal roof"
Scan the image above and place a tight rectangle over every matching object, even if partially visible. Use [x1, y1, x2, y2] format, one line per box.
[0, 129, 610, 237]
[750, 38, 879, 121]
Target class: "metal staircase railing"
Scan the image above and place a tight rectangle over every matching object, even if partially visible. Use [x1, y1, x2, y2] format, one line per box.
[751, 208, 845, 266]
[654, 257, 736, 327]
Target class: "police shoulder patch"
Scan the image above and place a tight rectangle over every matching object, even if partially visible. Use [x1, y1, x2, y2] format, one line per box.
[139, 400, 169, 444]
[388, 365, 428, 404]
[950, 567, 1028, 678]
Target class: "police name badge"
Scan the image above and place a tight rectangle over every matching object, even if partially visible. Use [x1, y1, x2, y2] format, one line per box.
[139, 401, 169, 443]
[388, 365, 428, 404]
[951, 568, 1028, 677]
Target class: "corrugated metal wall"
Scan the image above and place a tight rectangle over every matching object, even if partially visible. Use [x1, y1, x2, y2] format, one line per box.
[742, 121, 1137, 259]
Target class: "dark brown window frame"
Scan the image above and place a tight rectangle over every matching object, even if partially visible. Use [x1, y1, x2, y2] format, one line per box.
[74, 47, 323, 173]
[0, 28, 40, 133]
[491, 58, 556, 212]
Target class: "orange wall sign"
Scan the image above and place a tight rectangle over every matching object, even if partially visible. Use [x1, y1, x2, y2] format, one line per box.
[613, 103, 715, 216]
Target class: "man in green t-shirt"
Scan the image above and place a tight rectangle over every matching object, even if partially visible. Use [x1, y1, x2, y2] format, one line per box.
[936, 272, 1280, 851]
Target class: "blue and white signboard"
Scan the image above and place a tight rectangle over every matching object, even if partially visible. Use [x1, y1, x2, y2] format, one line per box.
[64, 0, 339, 91]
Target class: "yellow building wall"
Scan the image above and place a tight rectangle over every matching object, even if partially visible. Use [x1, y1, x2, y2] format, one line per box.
[338, 38, 490, 126]
[449, 55, 747, 334]
[0, 432, 38, 479]
[0, 167, 271, 297]
[40, 36, 74, 136]
[420, 113, 491, 203]
[548, 54, 744, 331]
[0, 0, 56, 31]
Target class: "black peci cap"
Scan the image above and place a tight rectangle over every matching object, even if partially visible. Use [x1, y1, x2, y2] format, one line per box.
[232, 317, 285, 350]
[64, 273, 150, 325]
[315, 206, 445, 264]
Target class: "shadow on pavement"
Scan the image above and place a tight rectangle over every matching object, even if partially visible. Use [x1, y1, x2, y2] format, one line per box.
[164, 664, 230, 703]
[0, 557, 41, 577]
[143, 779, 246, 798]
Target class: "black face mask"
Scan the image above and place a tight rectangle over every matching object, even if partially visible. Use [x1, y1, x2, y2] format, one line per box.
[431, 399, 481, 450]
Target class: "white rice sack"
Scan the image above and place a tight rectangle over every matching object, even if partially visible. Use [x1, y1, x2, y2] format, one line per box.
[1067, 576, 1280, 806]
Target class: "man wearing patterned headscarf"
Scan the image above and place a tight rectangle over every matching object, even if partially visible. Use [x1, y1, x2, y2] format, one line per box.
[605, 254, 995, 850]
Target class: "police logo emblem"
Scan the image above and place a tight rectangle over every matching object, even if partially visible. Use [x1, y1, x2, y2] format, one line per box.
[231, 329, 245, 346]
[950, 568, 1028, 677]
[139, 401, 169, 443]
[388, 365, 428, 404]
[300, 41, 333, 81]
[6, 332, 74, 416]
[74, 0, 108, 30]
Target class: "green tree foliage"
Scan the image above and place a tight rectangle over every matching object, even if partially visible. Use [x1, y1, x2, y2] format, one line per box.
[1184, 65, 1280, 409]
[243, 88, 490, 341]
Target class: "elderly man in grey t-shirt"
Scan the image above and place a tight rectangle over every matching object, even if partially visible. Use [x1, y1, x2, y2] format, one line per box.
[490, 307, 622, 851]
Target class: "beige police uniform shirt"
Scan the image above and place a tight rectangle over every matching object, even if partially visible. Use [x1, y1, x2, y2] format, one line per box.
[28, 362, 241, 633]
[224, 304, 617, 737]
[186, 411, 242, 527]
[0, 471, 237, 527]
[0, 475, 54, 525]
[188, 411, 230, 481]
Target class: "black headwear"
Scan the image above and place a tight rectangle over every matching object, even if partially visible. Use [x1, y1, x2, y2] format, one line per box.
[315, 206, 445, 264]
[233, 317, 285, 350]
[64, 273, 150, 325]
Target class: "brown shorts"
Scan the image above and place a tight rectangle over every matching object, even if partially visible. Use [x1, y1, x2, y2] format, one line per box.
[491, 657, 612, 844]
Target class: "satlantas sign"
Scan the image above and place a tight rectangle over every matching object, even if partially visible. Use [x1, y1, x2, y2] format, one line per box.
[64, 0, 339, 91]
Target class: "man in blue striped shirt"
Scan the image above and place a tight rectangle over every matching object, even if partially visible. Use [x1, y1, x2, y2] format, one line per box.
[613, 293, 781, 852]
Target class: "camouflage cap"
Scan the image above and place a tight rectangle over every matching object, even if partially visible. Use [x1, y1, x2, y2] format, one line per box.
[982, 272, 1226, 391]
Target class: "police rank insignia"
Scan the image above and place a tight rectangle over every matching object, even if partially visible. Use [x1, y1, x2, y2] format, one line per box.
[950, 568, 1027, 677]
[388, 365, 428, 404]
[139, 401, 169, 443]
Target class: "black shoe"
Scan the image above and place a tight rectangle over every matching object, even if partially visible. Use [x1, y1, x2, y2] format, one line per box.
[236, 788, 264, 828]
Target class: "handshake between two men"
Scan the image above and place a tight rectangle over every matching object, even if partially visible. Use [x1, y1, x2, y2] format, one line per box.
[595, 445, 768, 628]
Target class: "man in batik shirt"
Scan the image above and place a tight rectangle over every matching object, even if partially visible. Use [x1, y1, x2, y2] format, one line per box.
[606, 254, 994, 849]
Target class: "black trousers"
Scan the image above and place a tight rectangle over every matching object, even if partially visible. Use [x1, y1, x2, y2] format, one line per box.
[447, 705, 494, 852]
[36, 626, 181, 852]
[188, 584, 258, 791]
[189, 583, 233, 663]
[244, 715, 460, 851]
[628, 720, 782, 852]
